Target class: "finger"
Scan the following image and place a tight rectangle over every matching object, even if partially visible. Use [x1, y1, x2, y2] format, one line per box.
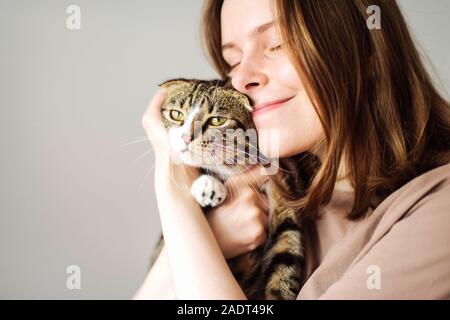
[144, 89, 167, 120]
[142, 90, 169, 147]
[225, 167, 269, 206]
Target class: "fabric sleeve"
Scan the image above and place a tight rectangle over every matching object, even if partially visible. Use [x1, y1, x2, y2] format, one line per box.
[319, 183, 450, 299]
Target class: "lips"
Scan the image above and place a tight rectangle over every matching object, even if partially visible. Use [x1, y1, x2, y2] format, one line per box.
[252, 96, 295, 115]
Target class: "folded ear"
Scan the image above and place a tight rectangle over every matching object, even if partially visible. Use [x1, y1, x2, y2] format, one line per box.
[229, 91, 253, 112]
[223, 79, 253, 112]
[158, 78, 191, 91]
[241, 95, 254, 112]
[222, 77, 233, 88]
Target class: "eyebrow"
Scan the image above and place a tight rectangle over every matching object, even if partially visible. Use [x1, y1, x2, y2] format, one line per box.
[221, 21, 275, 52]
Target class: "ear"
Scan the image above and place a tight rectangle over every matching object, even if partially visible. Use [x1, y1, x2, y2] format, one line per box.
[229, 91, 253, 112]
[242, 96, 254, 113]
[223, 77, 233, 88]
[158, 78, 190, 92]
[221, 78, 254, 112]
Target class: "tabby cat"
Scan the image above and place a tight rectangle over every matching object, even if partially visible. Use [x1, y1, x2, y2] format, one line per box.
[149, 78, 305, 300]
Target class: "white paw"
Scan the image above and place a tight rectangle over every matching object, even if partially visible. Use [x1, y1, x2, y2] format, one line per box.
[190, 175, 227, 208]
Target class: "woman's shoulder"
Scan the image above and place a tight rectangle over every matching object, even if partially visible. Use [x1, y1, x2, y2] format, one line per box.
[299, 163, 450, 299]
[409, 162, 450, 187]
[403, 162, 450, 219]
[369, 162, 450, 241]
[378, 162, 450, 215]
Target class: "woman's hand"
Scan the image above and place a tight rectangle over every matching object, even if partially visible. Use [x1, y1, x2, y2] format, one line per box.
[206, 165, 270, 259]
[141, 89, 170, 160]
[141, 89, 199, 192]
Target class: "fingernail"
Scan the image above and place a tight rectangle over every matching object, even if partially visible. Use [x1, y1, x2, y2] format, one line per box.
[156, 87, 167, 94]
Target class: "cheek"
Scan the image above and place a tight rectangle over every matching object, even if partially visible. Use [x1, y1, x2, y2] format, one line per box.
[256, 57, 324, 158]
[274, 55, 303, 89]
[254, 95, 324, 158]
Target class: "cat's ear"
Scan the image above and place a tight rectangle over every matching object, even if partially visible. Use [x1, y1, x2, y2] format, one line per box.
[241, 95, 254, 112]
[244, 99, 253, 112]
[223, 77, 233, 88]
[222, 81, 254, 113]
[158, 78, 190, 92]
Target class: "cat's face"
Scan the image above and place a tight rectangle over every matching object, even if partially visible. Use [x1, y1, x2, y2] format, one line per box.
[159, 78, 260, 178]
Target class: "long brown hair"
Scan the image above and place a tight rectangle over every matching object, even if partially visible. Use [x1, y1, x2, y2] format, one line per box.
[201, 0, 450, 220]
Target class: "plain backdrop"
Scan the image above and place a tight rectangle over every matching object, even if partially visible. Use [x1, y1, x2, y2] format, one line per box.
[0, 0, 449, 299]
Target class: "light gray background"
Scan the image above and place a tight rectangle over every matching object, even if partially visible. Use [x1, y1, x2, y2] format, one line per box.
[0, 0, 449, 299]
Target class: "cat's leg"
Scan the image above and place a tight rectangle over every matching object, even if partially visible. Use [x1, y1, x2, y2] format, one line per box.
[190, 174, 227, 208]
[262, 181, 304, 300]
[228, 247, 265, 300]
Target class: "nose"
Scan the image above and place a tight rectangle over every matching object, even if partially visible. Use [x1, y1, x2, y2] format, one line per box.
[182, 134, 191, 144]
[231, 56, 268, 95]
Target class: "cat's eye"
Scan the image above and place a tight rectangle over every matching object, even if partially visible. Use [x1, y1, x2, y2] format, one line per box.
[170, 110, 184, 122]
[209, 116, 227, 126]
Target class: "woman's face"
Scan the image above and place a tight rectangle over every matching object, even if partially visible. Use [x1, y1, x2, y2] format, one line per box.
[221, 0, 324, 159]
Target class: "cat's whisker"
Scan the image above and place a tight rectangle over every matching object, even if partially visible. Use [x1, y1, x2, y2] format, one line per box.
[239, 150, 288, 174]
[225, 155, 268, 204]
[115, 136, 149, 151]
[210, 142, 287, 174]
[237, 146, 289, 174]
[215, 157, 244, 206]
[139, 149, 174, 191]
[234, 142, 289, 172]
[167, 151, 187, 193]
[208, 153, 237, 200]
[139, 163, 156, 191]
[180, 162, 195, 194]
[125, 149, 153, 171]
[211, 143, 257, 170]
[219, 152, 267, 204]
[227, 170, 243, 203]
[213, 146, 272, 204]
[168, 158, 180, 192]
[210, 141, 263, 162]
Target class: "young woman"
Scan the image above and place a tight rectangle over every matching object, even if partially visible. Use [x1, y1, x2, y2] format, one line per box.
[134, 0, 450, 299]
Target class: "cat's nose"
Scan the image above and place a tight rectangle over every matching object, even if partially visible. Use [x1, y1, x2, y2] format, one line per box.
[182, 134, 191, 144]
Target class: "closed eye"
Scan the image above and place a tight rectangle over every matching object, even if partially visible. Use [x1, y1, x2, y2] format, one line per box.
[229, 45, 283, 71]
[270, 44, 283, 52]
[230, 62, 240, 70]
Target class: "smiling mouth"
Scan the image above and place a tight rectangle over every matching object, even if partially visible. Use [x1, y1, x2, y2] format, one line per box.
[252, 96, 295, 115]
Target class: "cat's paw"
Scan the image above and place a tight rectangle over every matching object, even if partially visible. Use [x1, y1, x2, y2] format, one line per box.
[190, 175, 227, 208]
